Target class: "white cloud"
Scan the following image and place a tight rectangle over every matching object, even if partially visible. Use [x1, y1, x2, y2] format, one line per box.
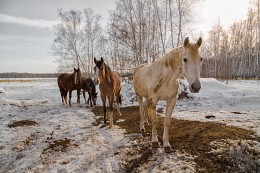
[0, 13, 59, 28]
[193, 0, 249, 38]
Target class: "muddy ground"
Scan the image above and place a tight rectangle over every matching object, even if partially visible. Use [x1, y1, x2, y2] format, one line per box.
[92, 106, 260, 173]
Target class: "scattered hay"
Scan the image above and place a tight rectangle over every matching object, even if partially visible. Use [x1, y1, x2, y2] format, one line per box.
[8, 120, 38, 128]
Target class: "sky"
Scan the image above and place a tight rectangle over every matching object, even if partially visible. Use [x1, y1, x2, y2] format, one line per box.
[0, 0, 250, 73]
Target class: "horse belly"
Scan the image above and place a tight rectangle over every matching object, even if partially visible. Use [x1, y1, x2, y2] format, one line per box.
[134, 76, 149, 98]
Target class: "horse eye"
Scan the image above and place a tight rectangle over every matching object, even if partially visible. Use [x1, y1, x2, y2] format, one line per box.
[184, 58, 187, 63]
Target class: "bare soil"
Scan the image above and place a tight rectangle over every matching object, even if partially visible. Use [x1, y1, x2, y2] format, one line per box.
[8, 120, 38, 128]
[92, 106, 260, 173]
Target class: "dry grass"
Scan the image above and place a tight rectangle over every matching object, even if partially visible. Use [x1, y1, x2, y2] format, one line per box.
[0, 79, 35, 83]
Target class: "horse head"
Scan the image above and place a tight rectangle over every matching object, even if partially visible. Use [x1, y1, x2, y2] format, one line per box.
[181, 37, 203, 93]
[93, 57, 105, 85]
[74, 67, 81, 85]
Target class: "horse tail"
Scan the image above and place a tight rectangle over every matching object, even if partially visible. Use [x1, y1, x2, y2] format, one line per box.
[117, 94, 122, 105]
[146, 105, 152, 123]
[143, 100, 151, 124]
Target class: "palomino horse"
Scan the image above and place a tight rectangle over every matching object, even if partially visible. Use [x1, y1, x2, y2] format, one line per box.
[134, 37, 203, 153]
[57, 68, 82, 106]
[94, 57, 122, 128]
[81, 76, 98, 107]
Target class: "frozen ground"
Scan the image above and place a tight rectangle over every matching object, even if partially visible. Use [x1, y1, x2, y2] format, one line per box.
[0, 78, 259, 172]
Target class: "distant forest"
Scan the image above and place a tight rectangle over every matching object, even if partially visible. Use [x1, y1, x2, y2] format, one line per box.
[0, 73, 59, 78]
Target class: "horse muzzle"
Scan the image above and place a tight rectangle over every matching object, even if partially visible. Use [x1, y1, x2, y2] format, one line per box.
[189, 82, 201, 93]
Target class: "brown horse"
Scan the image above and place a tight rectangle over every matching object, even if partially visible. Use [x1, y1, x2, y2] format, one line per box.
[57, 67, 82, 106]
[94, 57, 122, 128]
[81, 76, 98, 107]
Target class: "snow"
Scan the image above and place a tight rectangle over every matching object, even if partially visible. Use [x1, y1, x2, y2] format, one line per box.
[0, 78, 259, 172]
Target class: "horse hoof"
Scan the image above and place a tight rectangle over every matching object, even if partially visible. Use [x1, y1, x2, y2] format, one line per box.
[164, 146, 173, 153]
[152, 142, 160, 148]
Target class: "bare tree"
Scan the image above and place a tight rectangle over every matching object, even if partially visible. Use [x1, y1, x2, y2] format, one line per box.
[202, 3, 260, 80]
[84, 8, 102, 74]
[52, 9, 103, 74]
[52, 9, 84, 72]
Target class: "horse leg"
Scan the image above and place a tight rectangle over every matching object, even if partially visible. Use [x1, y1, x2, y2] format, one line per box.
[163, 97, 177, 153]
[116, 92, 122, 116]
[88, 91, 93, 107]
[86, 91, 90, 104]
[69, 90, 72, 106]
[101, 93, 107, 127]
[149, 98, 159, 148]
[109, 95, 115, 128]
[59, 88, 64, 104]
[64, 90, 68, 104]
[77, 89, 80, 104]
[136, 93, 145, 132]
[83, 90, 87, 104]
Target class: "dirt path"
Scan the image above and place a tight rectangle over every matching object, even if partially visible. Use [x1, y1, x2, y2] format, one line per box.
[92, 106, 260, 173]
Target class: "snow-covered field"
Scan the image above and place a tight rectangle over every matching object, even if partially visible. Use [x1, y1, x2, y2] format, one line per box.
[0, 78, 259, 172]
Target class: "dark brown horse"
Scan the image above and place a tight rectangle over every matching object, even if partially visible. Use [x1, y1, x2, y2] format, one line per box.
[57, 68, 82, 106]
[81, 76, 98, 107]
[94, 57, 122, 128]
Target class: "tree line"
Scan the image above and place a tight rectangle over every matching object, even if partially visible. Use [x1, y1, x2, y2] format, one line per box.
[201, 0, 260, 79]
[52, 0, 259, 80]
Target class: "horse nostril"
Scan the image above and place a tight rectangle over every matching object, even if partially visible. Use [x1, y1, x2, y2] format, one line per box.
[191, 82, 201, 92]
[191, 84, 195, 90]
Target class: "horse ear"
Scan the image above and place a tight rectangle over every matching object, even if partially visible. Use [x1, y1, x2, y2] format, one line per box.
[101, 57, 104, 64]
[74, 67, 76, 71]
[96, 92, 98, 96]
[184, 37, 189, 48]
[94, 57, 97, 64]
[196, 37, 202, 48]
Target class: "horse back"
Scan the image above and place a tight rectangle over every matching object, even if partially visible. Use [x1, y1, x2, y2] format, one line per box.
[81, 77, 94, 91]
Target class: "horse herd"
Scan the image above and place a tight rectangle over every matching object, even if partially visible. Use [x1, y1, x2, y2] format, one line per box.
[57, 37, 203, 153]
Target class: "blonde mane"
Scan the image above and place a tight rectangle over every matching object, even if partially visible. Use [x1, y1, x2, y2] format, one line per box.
[153, 46, 183, 71]
[154, 43, 200, 71]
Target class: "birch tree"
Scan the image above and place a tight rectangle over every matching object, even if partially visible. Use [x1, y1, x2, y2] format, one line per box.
[52, 10, 84, 72]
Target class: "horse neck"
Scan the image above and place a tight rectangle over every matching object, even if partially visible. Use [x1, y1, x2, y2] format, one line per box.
[103, 64, 112, 82]
[69, 72, 75, 81]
